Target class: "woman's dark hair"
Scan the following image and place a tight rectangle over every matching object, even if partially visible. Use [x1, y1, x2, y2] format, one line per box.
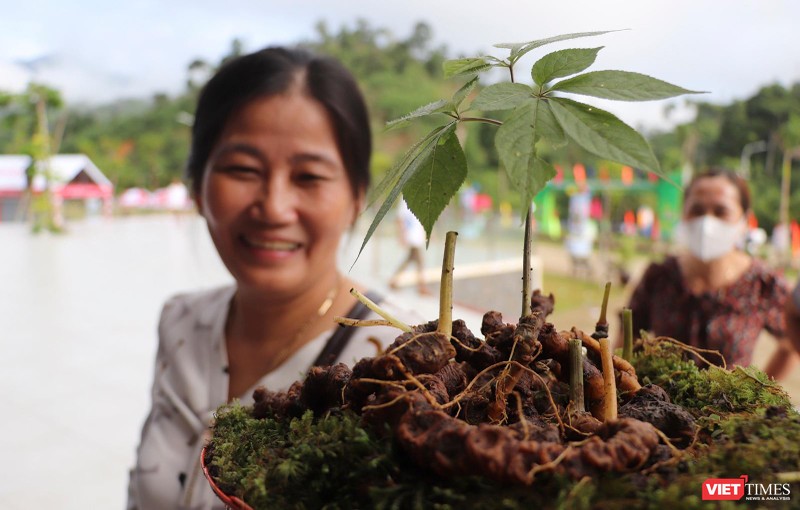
[683, 167, 751, 213]
[187, 47, 371, 197]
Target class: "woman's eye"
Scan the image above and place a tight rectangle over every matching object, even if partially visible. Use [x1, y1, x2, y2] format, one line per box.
[221, 165, 260, 176]
[687, 205, 705, 217]
[295, 172, 325, 183]
[714, 206, 732, 219]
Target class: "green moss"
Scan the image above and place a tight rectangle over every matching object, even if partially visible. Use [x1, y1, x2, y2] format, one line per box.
[631, 339, 793, 413]
[209, 405, 395, 509]
[208, 405, 800, 509]
[206, 343, 800, 509]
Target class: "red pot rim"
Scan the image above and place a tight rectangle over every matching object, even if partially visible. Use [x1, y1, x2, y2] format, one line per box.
[200, 446, 255, 510]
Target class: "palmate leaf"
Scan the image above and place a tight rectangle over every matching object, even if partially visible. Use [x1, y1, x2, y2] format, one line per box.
[551, 70, 705, 101]
[443, 57, 493, 78]
[548, 97, 660, 174]
[531, 47, 603, 86]
[495, 102, 557, 215]
[495, 30, 620, 64]
[356, 123, 456, 262]
[470, 83, 533, 111]
[402, 130, 467, 244]
[385, 99, 450, 131]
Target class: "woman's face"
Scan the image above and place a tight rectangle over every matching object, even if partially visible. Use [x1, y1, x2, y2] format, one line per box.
[197, 92, 362, 297]
[682, 175, 745, 224]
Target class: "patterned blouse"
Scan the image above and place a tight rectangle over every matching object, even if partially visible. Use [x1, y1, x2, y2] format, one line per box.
[128, 285, 423, 510]
[627, 256, 788, 367]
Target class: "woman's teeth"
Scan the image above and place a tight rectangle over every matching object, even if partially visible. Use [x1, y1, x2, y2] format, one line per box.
[243, 238, 300, 250]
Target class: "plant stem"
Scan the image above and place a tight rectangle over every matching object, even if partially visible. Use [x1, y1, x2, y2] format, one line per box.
[334, 317, 404, 329]
[599, 337, 618, 421]
[459, 116, 503, 126]
[622, 308, 634, 361]
[569, 338, 585, 413]
[521, 204, 534, 318]
[349, 288, 413, 332]
[439, 231, 457, 339]
[591, 282, 612, 341]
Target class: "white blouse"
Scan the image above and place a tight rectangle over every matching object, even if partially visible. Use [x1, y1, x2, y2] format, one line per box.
[128, 285, 422, 510]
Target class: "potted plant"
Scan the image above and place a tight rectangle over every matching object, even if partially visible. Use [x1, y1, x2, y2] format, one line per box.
[202, 31, 800, 509]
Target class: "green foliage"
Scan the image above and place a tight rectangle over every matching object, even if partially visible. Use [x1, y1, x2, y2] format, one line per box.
[495, 101, 557, 212]
[385, 100, 450, 131]
[531, 47, 603, 86]
[375, 31, 700, 247]
[470, 83, 533, 111]
[443, 57, 493, 79]
[2, 21, 797, 234]
[402, 130, 468, 242]
[548, 98, 661, 173]
[360, 122, 457, 259]
[551, 70, 703, 101]
[494, 30, 620, 67]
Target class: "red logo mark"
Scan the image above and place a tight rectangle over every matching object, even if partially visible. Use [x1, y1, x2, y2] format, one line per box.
[702, 475, 748, 500]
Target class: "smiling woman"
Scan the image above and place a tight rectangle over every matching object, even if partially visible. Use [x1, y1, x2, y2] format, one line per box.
[127, 47, 422, 510]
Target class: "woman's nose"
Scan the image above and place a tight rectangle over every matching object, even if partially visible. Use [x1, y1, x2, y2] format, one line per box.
[250, 177, 298, 224]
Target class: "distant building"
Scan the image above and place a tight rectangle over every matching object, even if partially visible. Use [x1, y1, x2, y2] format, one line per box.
[0, 154, 114, 222]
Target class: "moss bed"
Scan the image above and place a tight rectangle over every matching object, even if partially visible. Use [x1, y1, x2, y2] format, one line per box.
[205, 328, 800, 510]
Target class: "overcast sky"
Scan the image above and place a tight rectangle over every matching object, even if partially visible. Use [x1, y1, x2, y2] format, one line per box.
[0, 0, 797, 131]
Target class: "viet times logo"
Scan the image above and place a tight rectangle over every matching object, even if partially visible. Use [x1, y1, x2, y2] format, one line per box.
[702, 475, 792, 502]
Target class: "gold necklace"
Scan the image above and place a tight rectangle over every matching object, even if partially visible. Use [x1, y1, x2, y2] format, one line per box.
[272, 275, 341, 367]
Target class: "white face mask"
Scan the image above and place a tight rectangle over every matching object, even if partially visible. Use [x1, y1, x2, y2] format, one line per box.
[675, 215, 745, 262]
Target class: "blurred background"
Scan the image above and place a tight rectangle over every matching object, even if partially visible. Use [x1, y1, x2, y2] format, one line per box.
[1, 1, 799, 508]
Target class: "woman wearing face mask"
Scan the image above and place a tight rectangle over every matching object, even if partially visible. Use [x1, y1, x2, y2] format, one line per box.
[128, 47, 423, 510]
[623, 168, 798, 377]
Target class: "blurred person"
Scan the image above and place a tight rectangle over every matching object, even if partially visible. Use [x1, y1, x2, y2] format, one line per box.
[565, 181, 595, 277]
[388, 198, 430, 295]
[781, 279, 800, 375]
[565, 216, 597, 278]
[621, 168, 793, 377]
[636, 204, 654, 238]
[128, 47, 421, 510]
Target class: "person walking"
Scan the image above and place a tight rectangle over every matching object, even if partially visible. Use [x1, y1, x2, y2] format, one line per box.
[388, 198, 430, 295]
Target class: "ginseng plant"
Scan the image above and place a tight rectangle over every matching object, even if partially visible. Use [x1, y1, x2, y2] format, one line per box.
[360, 29, 701, 319]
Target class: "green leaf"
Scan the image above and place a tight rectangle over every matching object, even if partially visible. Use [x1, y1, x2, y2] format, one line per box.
[533, 98, 567, 147]
[531, 47, 603, 86]
[368, 126, 449, 207]
[469, 83, 533, 111]
[451, 76, 479, 112]
[495, 103, 557, 211]
[551, 70, 705, 101]
[549, 97, 660, 173]
[495, 30, 621, 63]
[385, 99, 450, 131]
[443, 57, 492, 78]
[402, 131, 467, 243]
[357, 123, 457, 262]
